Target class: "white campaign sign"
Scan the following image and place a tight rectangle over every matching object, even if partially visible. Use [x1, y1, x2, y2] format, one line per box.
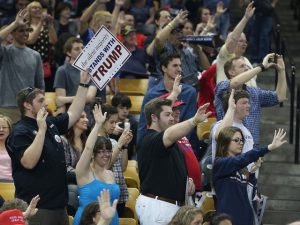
[73, 26, 131, 90]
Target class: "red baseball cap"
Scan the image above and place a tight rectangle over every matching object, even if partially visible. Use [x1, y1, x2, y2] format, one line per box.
[159, 93, 186, 108]
[0, 209, 25, 225]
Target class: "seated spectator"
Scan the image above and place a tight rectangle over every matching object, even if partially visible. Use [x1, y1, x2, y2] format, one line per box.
[110, 93, 138, 160]
[168, 205, 203, 225]
[26, 1, 58, 91]
[0, 114, 13, 182]
[62, 110, 88, 184]
[98, 104, 133, 216]
[74, 105, 120, 225]
[0, 9, 44, 124]
[53, 37, 84, 114]
[54, 2, 79, 38]
[213, 127, 286, 225]
[0, 209, 26, 225]
[117, 25, 148, 78]
[79, 190, 118, 225]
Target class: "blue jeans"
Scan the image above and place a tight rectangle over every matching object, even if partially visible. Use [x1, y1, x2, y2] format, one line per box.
[248, 13, 273, 63]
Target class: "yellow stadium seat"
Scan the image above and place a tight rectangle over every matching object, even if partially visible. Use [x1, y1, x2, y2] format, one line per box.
[128, 95, 144, 115]
[123, 188, 140, 220]
[119, 217, 137, 225]
[45, 92, 57, 116]
[197, 117, 216, 140]
[200, 192, 215, 213]
[124, 166, 140, 189]
[68, 215, 73, 225]
[118, 79, 148, 96]
[127, 160, 138, 168]
[0, 182, 15, 200]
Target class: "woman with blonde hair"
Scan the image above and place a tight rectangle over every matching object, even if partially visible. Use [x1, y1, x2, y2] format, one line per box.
[168, 206, 203, 225]
[0, 114, 13, 181]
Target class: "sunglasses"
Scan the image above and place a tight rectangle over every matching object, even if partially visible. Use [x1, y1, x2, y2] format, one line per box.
[231, 138, 245, 145]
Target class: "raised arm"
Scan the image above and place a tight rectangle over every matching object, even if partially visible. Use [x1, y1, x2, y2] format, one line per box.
[67, 71, 90, 128]
[163, 103, 211, 147]
[111, 0, 124, 34]
[214, 89, 235, 139]
[0, 9, 28, 42]
[20, 107, 48, 169]
[275, 55, 287, 102]
[76, 104, 106, 184]
[230, 53, 276, 89]
[225, 1, 254, 53]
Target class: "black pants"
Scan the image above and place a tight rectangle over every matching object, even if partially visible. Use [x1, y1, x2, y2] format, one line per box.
[28, 208, 68, 225]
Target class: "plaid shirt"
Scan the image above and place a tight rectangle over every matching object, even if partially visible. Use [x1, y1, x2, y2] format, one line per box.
[215, 80, 279, 144]
[110, 138, 129, 204]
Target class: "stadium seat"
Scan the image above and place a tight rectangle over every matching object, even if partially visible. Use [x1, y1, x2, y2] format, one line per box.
[200, 192, 215, 213]
[124, 166, 140, 189]
[127, 95, 144, 114]
[0, 182, 15, 200]
[127, 160, 138, 168]
[197, 117, 217, 140]
[68, 215, 73, 225]
[45, 92, 57, 116]
[118, 79, 148, 96]
[123, 188, 139, 220]
[119, 217, 137, 225]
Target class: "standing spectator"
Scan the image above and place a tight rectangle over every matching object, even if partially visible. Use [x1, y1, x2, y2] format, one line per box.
[110, 93, 138, 160]
[136, 97, 210, 225]
[54, 2, 79, 38]
[53, 37, 84, 114]
[74, 105, 120, 225]
[215, 53, 287, 145]
[0, 9, 44, 124]
[0, 114, 13, 182]
[62, 110, 88, 184]
[26, 1, 58, 91]
[98, 104, 133, 217]
[137, 53, 197, 147]
[248, 0, 279, 64]
[5, 71, 90, 225]
[216, 2, 255, 87]
[213, 127, 286, 225]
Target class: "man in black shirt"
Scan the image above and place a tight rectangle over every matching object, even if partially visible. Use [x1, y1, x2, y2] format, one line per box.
[6, 71, 90, 225]
[136, 97, 211, 225]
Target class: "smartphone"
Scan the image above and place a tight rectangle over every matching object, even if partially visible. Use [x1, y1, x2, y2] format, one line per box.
[124, 122, 130, 130]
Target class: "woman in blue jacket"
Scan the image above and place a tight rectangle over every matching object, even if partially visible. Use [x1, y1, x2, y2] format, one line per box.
[213, 127, 286, 225]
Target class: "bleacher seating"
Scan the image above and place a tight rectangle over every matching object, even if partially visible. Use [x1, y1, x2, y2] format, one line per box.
[0, 182, 15, 200]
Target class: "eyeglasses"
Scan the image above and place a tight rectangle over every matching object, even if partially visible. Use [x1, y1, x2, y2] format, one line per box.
[231, 138, 245, 145]
[96, 150, 113, 154]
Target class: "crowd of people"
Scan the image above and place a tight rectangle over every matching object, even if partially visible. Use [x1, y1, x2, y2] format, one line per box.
[0, 0, 297, 224]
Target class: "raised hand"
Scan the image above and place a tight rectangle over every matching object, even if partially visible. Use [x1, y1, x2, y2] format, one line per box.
[262, 53, 277, 69]
[244, 1, 255, 20]
[216, 1, 227, 15]
[115, 0, 125, 7]
[173, 10, 189, 25]
[193, 103, 212, 124]
[23, 195, 40, 219]
[118, 128, 133, 147]
[15, 9, 28, 27]
[93, 104, 107, 125]
[171, 75, 182, 98]
[98, 189, 118, 222]
[80, 70, 91, 84]
[268, 128, 287, 151]
[112, 122, 124, 135]
[36, 107, 48, 131]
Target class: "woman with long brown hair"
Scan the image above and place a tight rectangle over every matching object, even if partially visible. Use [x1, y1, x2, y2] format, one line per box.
[213, 127, 286, 225]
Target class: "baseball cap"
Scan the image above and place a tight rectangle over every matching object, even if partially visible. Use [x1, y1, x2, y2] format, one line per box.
[0, 209, 25, 225]
[159, 93, 185, 108]
[121, 25, 136, 36]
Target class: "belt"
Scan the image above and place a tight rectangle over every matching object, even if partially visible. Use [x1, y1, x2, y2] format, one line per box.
[144, 193, 184, 206]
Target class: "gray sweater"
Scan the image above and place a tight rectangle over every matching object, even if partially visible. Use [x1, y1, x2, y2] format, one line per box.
[0, 44, 45, 107]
